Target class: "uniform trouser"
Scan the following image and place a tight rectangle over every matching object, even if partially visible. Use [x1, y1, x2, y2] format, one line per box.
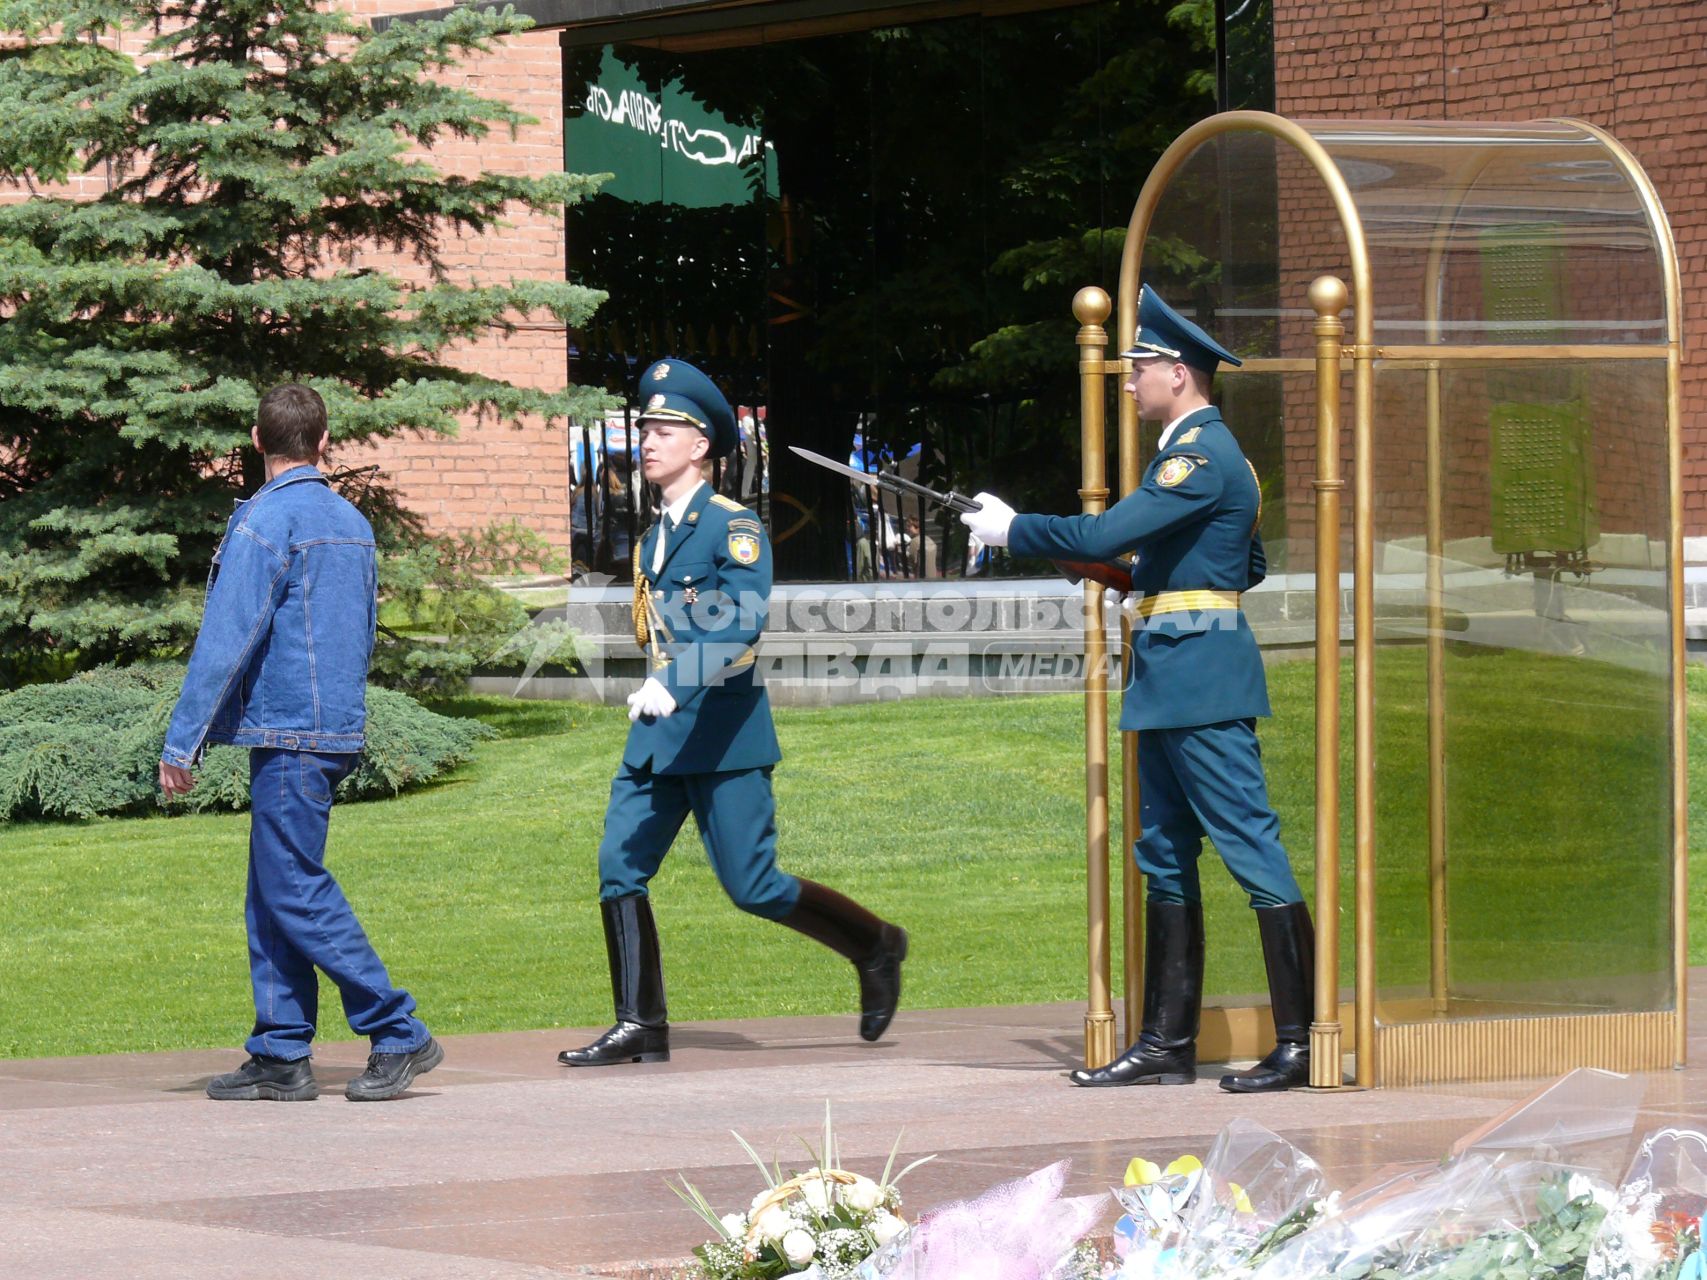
[243, 748, 430, 1061]
[597, 762, 801, 920]
[1135, 719, 1303, 908]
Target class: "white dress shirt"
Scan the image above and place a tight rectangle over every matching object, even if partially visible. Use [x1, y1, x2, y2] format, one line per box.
[1156, 411, 1194, 452]
[651, 479, 705, 574]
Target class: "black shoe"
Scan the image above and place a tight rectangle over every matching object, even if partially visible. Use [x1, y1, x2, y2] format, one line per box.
[1070, 900, 1204, 1088]
[345, 1036, 444, 1101]
[1221, 901, 1315, 1094]
[1221, 1042, 1311, 1093]
[778, 879, 907, 1043]
[558, 1020, 671, 1066]
[1070, 1039, 1196, 1087]
[855, 925, 908, 1042]
[559, 895, 670, 1066]
[206, 1054, 318, 1102]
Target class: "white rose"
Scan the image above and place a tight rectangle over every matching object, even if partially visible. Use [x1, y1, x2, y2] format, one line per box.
[870, 1209, 906, 1247]
[800, 1176, 833, 1213]
[842, 1177, 884, 1213]
[752, 1203, 795, 1243]
[782, 1228, 817, 1265]
[719, 1212, 746, 1240]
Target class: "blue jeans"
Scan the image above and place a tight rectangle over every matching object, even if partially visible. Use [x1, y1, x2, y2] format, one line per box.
[597, 763, 801, 920]
[244, 748, 429, 1060]
[1135, 720, 1304, 908]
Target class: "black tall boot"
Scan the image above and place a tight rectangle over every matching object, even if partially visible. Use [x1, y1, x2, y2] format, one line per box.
[558, 894, 670, 1066]
[1221, 901, 1314, 1093]
[778, 879, 908, 1042]
[1071, 900, 1204, 1087]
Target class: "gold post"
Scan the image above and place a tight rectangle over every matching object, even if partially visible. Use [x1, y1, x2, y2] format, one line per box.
[1118, 357, 1144, 1044]
[1307, 276, 1348, 1088]
[1669, 341, 1688, 1066]
[1076, 285, 1117, 1069]
[1424, 355, 1448, 1016]
[1352, 325, 1377, 1089]
[1121, 727, 1142, 1043]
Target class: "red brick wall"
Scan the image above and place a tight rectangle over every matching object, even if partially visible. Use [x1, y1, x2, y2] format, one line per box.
[338, 1, 574, 557]
[1274, 0, 1707, 539]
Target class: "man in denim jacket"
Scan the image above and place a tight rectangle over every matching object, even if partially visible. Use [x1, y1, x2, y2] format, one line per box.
[160, 384, 441, 1103]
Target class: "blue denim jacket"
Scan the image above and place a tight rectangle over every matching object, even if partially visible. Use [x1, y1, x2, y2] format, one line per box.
[162, 466, 377, 766]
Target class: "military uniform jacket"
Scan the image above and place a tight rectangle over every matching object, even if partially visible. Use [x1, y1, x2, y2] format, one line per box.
[1009, 406, 1271, 732]
[625, 483, 781, 775]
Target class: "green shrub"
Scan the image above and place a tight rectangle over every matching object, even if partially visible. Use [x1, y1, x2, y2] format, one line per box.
[0, 665, 493, 822]
[371, 520, 580, 696]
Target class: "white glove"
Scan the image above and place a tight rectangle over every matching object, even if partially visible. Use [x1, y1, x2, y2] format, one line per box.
[626, 676, 677, 721]
[960, 491, 1016, 548]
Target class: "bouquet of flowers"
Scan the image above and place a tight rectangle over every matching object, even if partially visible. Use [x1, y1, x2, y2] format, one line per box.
[1110, 1120, 1334, 1280]
[674, 1106, 934, 1280]
[1586, 1126, 1707, 1280]
[1101, 1070, 1657, 1280]
[1249, 1068, 1648, 1280]
[853, 1159, 1109, 1280]
[1316, 1160, 1613, 1280]
[669, 1071, 1704, 1280]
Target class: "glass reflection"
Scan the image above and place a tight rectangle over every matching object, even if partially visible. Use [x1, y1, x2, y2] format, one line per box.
[562, 0, 1218, 580]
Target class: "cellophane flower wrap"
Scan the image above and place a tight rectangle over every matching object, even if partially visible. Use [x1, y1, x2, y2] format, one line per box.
[1585, 1127, 1707, 1280]
[852, 1160, 1107, 1280]
[1248, 1068, 1648, 1280]
[1111, 1120, 1333, 1280]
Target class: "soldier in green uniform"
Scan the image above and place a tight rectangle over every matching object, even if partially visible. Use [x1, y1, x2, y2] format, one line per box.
[560, 359, 909, 1068]
[961, 288, 1315, 1094]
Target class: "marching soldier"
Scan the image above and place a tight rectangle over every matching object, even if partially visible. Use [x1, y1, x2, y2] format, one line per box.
[560, 358, 908, 1067]
[960, 288, 1314, 1093]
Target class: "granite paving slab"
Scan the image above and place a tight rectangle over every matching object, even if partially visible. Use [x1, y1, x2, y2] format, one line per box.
[5, 983, 1706, 1278]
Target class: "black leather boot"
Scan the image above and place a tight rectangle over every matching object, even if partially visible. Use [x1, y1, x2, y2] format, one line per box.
[778, 879, 908, 1042]
[1221, 901, 1314, 1093]
[559, 894, 670, 1066]
[1071, 900, 1204, 1087]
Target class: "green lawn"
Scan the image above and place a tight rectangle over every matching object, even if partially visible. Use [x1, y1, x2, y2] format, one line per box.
[3, 654, 1702, 1059]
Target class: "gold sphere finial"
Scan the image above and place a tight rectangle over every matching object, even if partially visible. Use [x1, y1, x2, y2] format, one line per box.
[1072, 286, 1111, 326]
[1308, 274, 1349, 317]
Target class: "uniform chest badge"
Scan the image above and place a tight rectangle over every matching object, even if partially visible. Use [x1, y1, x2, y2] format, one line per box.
[728, 532, 760, 564]
[682, 586, 699, 605]
[1156, 456, 1197, 488]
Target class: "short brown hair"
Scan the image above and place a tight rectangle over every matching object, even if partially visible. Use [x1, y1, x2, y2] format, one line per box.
[255, 383, 328, 461]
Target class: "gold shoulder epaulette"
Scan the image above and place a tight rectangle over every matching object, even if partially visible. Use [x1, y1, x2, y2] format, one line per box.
[709, 494, 746, 512]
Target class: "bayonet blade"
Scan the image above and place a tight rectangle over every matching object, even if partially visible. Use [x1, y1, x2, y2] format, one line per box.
[788, 445, 886, 490]
[788, 445, 982, 514]
[789, 445, 1131, 590]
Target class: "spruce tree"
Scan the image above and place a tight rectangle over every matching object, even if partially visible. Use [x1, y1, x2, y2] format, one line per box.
[0, 0, 608, 686]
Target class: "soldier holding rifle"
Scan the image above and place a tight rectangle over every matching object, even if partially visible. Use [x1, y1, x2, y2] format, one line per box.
[798, 289, 1313, 1093]
[961, 288, 1313, 1093]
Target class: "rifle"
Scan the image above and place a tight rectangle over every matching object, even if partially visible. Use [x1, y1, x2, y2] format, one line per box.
[789, 446, 1134, 593]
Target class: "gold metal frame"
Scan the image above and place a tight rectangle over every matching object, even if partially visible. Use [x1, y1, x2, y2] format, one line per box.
[1076, 110, 1686, 1086]
[1073, 285, 1117, 1069]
